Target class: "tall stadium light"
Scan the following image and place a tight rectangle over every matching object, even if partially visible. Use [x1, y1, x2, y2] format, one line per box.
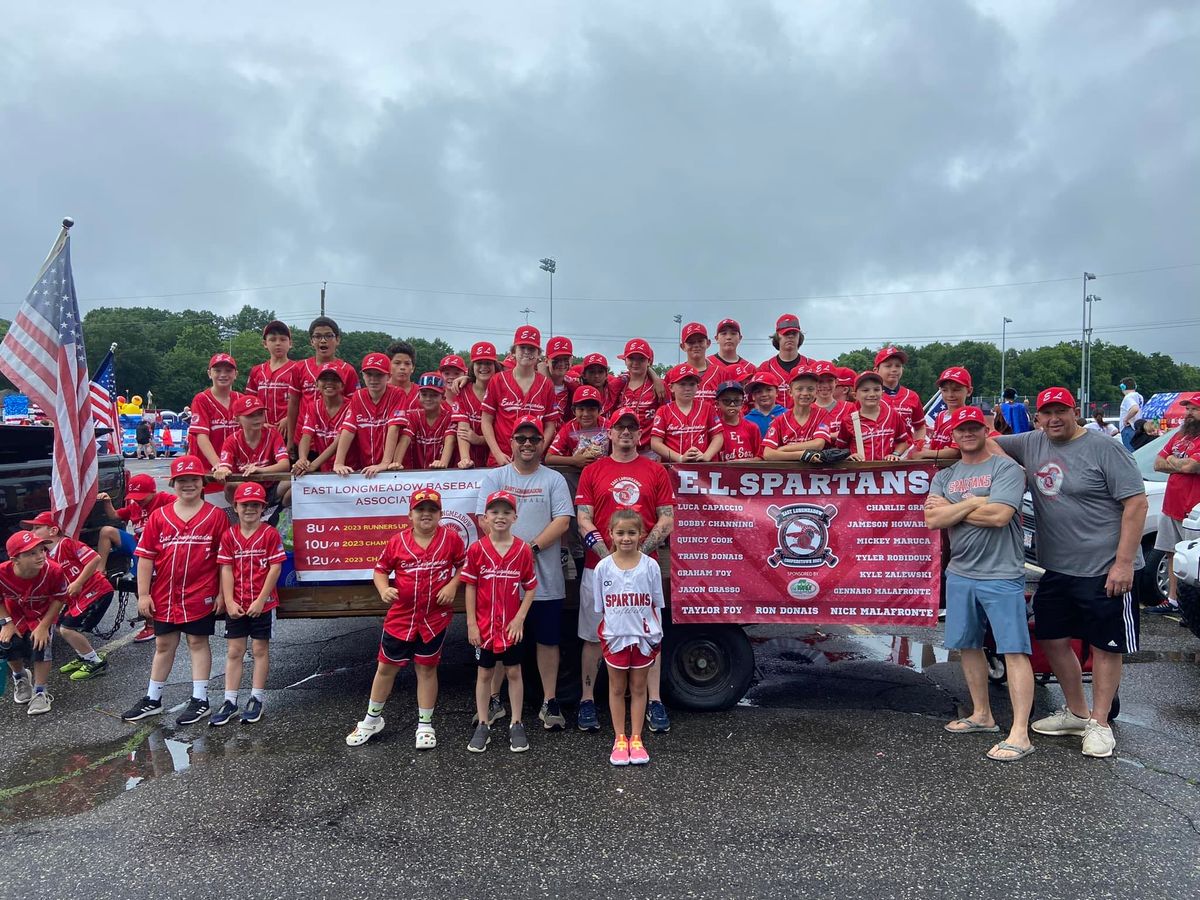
[673, 314, 683, 363]
[1081, 272, 1096, 403]
[1084, 294, 1101, 410]
[539, 258, 556, 337]
[1000, 317, 1013, 401]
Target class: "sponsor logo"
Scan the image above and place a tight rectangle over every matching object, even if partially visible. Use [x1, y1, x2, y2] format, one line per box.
[787, 577, 820, 600]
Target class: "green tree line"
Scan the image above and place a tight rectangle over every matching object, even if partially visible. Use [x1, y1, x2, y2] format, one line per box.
[1, 307, 1196, 412]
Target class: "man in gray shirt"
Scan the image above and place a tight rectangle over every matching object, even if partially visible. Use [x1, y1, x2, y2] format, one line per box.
[477, 416, 574, 730]
[992, 386, 1148, 759]
[926, 406, 1035, 762]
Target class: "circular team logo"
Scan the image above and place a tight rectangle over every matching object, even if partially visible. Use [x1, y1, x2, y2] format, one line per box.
[767, 503, 839, 569]
[440, 510, 473, 546]
[1034, 462, 1064, 497]
[611, 477, 642, 507]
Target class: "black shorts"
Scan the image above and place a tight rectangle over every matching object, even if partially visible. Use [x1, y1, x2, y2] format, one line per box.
[379, 628, 447, 666]
[1033, 570, 1139, 655]
[154, 614, 217, 637]
[476, 642, 523, 669]
[224, 609, 275, 641]
[59, 593, 114, 633]
[527, 598, 564, 647]
[0, 632, 54, 664]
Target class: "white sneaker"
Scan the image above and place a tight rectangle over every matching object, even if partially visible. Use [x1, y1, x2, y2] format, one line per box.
[12, 675, 33, 705]
[27, 691, 53, 716]
[345, 717, 385, 747]
[1031, 706, 1089, 736]
[415, 723, 436, 750]
[1082, 719, 1116, 758]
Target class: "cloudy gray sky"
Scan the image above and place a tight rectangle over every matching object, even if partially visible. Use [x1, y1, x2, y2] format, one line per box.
[1, 1, 1197, 368]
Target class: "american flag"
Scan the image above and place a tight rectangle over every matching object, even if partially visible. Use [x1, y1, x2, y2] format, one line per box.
[0, 221, 97, 538]
[90, 343, 120, 453]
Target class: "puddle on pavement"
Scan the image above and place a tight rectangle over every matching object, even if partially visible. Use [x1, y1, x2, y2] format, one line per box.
[752, 631, 955, 673]
[0, 727, 273, 824]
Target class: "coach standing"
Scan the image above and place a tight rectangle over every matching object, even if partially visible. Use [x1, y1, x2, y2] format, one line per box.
[992, 387, 1147, 758]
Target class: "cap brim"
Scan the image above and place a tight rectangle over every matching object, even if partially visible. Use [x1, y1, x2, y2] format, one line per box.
[125, 491, 153, 501]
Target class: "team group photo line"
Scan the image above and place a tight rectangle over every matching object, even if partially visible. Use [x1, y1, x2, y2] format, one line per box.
[6, 307, 1193, 768]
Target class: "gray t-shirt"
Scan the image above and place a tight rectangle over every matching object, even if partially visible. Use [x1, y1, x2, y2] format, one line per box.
[477, 464, 574, 601]
[996, 429, 1145, 577]
[930, 455, 1026, 580]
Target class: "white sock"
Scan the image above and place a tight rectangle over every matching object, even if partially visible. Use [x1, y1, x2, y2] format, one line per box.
[82, 650, 101, 663]
[251, 688, 266, 702]
[147, 679, 165, 701]
[192, 679, 208, 701]
[12, 670, 28, 682]
[418, 707, 434, 724]
[224, 690, 238, 704]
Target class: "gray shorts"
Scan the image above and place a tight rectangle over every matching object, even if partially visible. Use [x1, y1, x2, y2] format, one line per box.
[577, 568, 602, 643]
[1155, 516, 1200, 552]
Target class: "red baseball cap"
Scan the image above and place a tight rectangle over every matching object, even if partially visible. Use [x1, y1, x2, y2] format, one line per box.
[725, 360, 757, 382]
[315, 362, 345, 383]
[607, 407, 642, 429]
[748, 370, 782, 391]
[410, 488, 442, 510]
[502, 356, 517, 370]
[209, 353, 237, 369]
[470, 341, 498, 363]
[233, 482, 267, 504]
[789, 366, 819, 383]
[572, 385, 604, 406]
[169, 454, 208, 482]
[513, 415, 544, 435]
[125, 472, 156, 500]
[836, 366, 856, 387]
[680, 322, 708, 343]
[874, 346, 908, 366]
[1036, 387, 1077, 410]
[812, 360, 836, 379]
[513, 325, 542, 349]
[1180, 392, 1200, 408]
[938, 367, 973, 389]
[567, 363, 584, 380]
[361, 352, 391, 374]
[20, 511, 58, 529]
[439, 354, 467, 373]
[775, 314, 801, 334]
[581, 353, 609, 370]
[716, 318, 741, 334]
[947, 406, 987, 429]
[233, 394, 266, 417]
[417, 372, 446, 393]
[546, 336, 573, 359]
[485, 490, 518, 510]
[665, 363, 701, 385]
[855, 370, 884, 388]
[6, 530, 50, 558]
[618, 338, 653, 362]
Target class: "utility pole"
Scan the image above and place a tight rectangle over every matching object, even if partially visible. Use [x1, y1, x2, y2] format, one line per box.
[1000, 316, 1013, 401]
[1084, 294, 1101, 410]
[1081, 272, 1095, 405]
[539, 258, 556, 336]
[320, 281, 327, 316]
[520, 307, 533, 325]
[673, 314, 683, 363]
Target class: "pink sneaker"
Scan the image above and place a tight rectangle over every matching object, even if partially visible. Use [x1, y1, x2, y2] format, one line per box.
[609, 734, 630, 766]
[628, 737, 650, 765]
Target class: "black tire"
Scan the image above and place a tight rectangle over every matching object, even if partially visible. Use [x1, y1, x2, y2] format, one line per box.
[1178, 582, 1200, 643]
[1136, 545, 1168, 606]
[984, 649, 1007, 684]
[662, 624, 754, 711]
[1109, 691, 1120, 722]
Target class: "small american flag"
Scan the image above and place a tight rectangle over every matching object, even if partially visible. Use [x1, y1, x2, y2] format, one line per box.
[0, 220, 97, 538]
[90, 343, 120, 452]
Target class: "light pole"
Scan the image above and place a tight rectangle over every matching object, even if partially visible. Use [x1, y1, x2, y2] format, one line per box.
[1084, 294, 1101, 410]
[1081, 272, 1095, 403]
[673, 314, 683, 363]
[520, 307, 533, 325]
[539, 258, 556, 336]
[1000, 316, 1013, 402]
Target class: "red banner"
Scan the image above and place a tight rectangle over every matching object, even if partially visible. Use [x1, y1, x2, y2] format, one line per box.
[670, 463, 940, 626]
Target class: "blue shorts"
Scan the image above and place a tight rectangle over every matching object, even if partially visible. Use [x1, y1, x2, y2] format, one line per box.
[944, 572, 1031, 655]
[118, 530, 138, 557]
[527, 598, 564, 647]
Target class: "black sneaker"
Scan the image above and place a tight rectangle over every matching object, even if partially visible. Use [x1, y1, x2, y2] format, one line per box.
[176, 698, 211, 726]
[471, 694, 508, 726]
[468, 722, 491, 753]
[646, 700, 671, 733]
[539, 698, 566, 731]
[242, 697, 263, 724]
[209, 700, 239, 727]
[121, 696, 163, 722]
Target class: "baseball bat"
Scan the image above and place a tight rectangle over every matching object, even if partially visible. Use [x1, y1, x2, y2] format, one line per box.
[850, 410, 865, 459]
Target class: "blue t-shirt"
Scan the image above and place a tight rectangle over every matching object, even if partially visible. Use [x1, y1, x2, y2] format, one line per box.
[746, 405, 786, 439]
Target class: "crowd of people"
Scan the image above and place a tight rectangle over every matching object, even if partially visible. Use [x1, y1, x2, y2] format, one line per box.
[3, 312, 1198, 767]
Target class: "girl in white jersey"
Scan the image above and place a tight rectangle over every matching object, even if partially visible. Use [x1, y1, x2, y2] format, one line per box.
[593, 509, 665, 766]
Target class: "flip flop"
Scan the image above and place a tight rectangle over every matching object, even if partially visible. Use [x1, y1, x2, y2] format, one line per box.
[987, 741, 1036, 762]
[944, 717, 1000, 734]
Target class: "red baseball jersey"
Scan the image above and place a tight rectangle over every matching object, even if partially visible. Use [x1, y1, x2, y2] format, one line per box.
[718, 417, 763, 461]
[115, 493, 175, 538]
[758, 355, 815, 409]
[299, 396, 353, 471]
[1160, 432, 1200, 520]
[49, 537, 112, 617]
[375, 525, 467, 642]
[188, 389, 244, 459]
[245, 359, 299, 427]
[451, 386, 490, 469]
[218, 425, 289, 472]
[135, 502, 227, 624]
[883, 385, 925, 431]
[481, 370, 561, 463]
[834, 405, 913, 460]
[0, 560, 69, 632]
[763, 406, 834, 449]
[707, 352, 746, 368]
[401, 405, 453, 469]
[928, 408, 958, 451]
[575, 455, 675, 568]
[394, 383, 422, 413]
[217, 523, 287, 612]
[291, 357, 359, 402]
[340, 385, 406, 467]
[694, 361, 728, 403]
[549, 419, 609, 458]
[650, 400, 722, 456]
[460, 536, 537, 652]
[816, 400, 852, 424]
[613, 376, 661, 449]
[552, 381, 573, 423]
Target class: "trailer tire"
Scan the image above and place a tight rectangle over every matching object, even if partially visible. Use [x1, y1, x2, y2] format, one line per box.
[1178, 582, 1200, 643]
[662, 624, 754, 711]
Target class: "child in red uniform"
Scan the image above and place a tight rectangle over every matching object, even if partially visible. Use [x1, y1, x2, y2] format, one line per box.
[834, 366, 855, 402]
[545, 386, 609, 468]
[1, 531, 68, 715]
[481, 326, 560, 466]
[120, 455, 228, 726]
[836, 371, 913, 461]
[346, 489, 466, 749]
[679, 322, 727, 403]
[814, 360, 852, 423]
[649, 363, 724, 463]
[759, 314, 814, 407]
[575, 353, 623, 415]
[455, 341, 499, 469]
[439, 354, 467, 405]
[874, 346, 926, 446]
[392, 373, 455, 470]
[188, 352, 243, 472]
[709, 318, 748, 367]
[914, 367, 973, 460]
[763, 368, 835, 461]
[293, 363, 351, 475]
[213, 394, 291, 503]
[335, 353, 406, 476]
[212, 482, 286, 726]
[387, 340, 421, 414]
[21, 512, 114, 682]
[244, 320, 298, 443]
[545, 336, 575, 423]
[285, 316, 360, 445]
[462, 490, 537, 753]
[714, 380, 762, 462]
